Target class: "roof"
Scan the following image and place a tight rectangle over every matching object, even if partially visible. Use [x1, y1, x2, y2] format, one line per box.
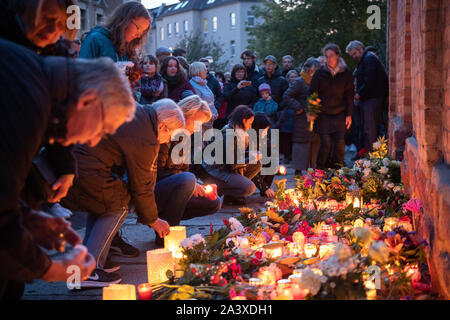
[150, 0, 261, 20]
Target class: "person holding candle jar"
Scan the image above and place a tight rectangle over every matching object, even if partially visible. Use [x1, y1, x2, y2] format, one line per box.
[155, 95, 222, 247]
[201, 105, 262, 206]
[62, 99, 185, 288]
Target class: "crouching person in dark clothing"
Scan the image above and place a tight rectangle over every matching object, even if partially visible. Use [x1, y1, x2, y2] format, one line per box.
[155, 95, 222, 246]
[251, 112, 277, 199]
[0, 39, 136, 299]
[62, 100, 185, 288]
[202, 105, 262, 206]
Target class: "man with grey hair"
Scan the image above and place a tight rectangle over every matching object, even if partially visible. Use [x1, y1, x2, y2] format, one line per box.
[0, 39, 135, 299]
[282, 55, 295, 77]
[346, 40, 388, 151]
[62, 99, 186, 288]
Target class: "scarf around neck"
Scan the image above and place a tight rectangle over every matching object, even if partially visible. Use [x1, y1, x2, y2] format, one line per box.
[192, 76, 207, 86]
[164, 73, 182, 88]
[141, 73, 164, 97]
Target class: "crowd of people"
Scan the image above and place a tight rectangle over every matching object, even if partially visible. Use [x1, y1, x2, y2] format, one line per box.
[0, 0, 389, 299]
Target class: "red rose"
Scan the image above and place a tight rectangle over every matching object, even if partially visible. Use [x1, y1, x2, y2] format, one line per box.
[255, 251, 263, 259]
[251, 258, 260, 266]
[280, 223, 289, 235]
[358, 148, 369, 157]
[223, 217, 229, 226]
[293, 208, 302, 216]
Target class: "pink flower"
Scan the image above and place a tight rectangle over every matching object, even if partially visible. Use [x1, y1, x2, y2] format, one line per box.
[261, 231, 272, 242]
[402, 199, 423, 214]
[293, 208, 302, 216]
[315, 169, 326, 178]
[304, 180, 314, 188]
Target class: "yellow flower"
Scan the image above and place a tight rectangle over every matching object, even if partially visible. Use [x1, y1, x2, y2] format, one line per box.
[266, 208, 285, 223]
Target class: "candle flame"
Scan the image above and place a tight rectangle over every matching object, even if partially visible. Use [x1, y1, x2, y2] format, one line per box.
[279, 166, 287, 175]
[205, 185, 213, 193]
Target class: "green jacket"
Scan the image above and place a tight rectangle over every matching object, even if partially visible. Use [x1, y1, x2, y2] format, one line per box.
[79, 27, 128, 61]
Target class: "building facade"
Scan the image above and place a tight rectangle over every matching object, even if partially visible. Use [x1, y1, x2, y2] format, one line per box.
[77, 0, 138, 38]
[388, 0, 450, 299]
[146, 0, 264, 70]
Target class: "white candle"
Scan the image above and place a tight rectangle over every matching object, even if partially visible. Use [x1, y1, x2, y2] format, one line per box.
[147, 248, 174, 284]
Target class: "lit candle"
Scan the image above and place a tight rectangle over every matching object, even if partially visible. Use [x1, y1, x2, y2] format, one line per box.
[173, 253, 185, 278]
[319, 244, 334, 259]
[321, 224, 333, 237]
[137, 283, 152, 300]
[354, 219, 364, 228]
[146, 248, 174, 284]
[204, 184, 218, 200]
[164, 226, 186, 258]
[232, 296, 247, 300]
[266, 246, 283, 259]
[292, 232, 305, 248]
[291, 283, 308, 300]
[279, 166, 287, 175]
[249, 278, 263, 286]
[259, 268, 277, 286]
[286, 242, 300, 256]
[292, 269, 303, 277]
[304, 243, 317, 258]
[103, 284, 136, 300]
[353, 197, 361, 208]
[277, 279, 291, 289]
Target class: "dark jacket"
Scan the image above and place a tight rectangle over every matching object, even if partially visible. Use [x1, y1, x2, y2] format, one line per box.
[223, 80, 256, 116]
[246, 63, 262, 84]
[0, 4, 76, 180]
[157, 139, 190, 182]
[206, 73, 223, 111]
[0, 39, 78, 286]
[256, 67, 289, 105]
[202, 125, 253, 182]
[308, 61, 354, 134]
[63, 105, 160, 225]
[354, 50, 388, 101]
[282, 78, 312, 143]
[166, 77, 196, 103]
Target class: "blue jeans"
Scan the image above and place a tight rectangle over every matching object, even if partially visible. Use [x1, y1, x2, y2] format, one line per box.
[154, 172, 196, 226]
[183, 195, 222, 220]
[82, 207, 128, 269]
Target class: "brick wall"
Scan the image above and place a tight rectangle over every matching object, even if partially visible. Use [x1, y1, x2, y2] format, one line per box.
[389, 0, 450, 299]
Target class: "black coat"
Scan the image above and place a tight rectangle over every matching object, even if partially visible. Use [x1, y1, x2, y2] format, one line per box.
[246, 63, 262, 85]
[157, 139, 190, 182]
[0, 39, 76, 285]
[308, 63, 354, 134]
[63, 105, 160, 225]
[282, 78, 312, 143]
[206, 73, 223, 111]
[354, 50, 389, 101]
[256, 67, 289, 105]
[223, 80, 257, 116]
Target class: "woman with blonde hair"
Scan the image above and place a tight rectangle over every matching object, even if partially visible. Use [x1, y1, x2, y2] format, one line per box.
[155, 95, 221, 247]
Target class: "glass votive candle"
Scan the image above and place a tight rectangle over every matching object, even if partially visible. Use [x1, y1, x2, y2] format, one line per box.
[232, 296, 247, 300]
[321, 224, 333, 237]
[164, 226, 186, 258]
[292, 268, 303, 277]
[259, 268, 277, 286]
[292, 232, 305, 247]
[304, 243, 317, 258]
[266, 246, 283, 259]
[249, 278, 263, 286]
[277, 279, 291, 289]
[137, 283, 152, 300]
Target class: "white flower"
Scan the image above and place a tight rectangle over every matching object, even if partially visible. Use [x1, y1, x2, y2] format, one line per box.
[369, 241, 389, 264]
[190, 234, 206, 246]
[226, 236, 249, 248]
[334, 243, 352, 262]
[378, 167, 389, 175]
[298, 268, 322, 296]
[228, 217, 245, 236]
[363, 168, 372, 177]
[180, 238, 193, 249]
[387, 183, 394, 189]
[337, 169, 344, 176]
[373, 142, 381, 149]
[363, 160, 371, 168]
[393, 186, 402, 194]
[392, 160, 402, 166]
[382, 158, 391, 167]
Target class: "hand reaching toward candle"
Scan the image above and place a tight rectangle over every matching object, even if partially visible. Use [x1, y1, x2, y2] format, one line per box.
[49, 174, 75, 203]
[149, 218, 170, 238]
[265, 188, 276, 198]
[23, 209, 81, 252]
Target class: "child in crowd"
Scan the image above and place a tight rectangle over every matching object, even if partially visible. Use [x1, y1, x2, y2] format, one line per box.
[253, 83, 278, 122]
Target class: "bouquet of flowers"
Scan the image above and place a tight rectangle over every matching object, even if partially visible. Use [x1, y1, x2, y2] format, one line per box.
[307, 92, 322, 131]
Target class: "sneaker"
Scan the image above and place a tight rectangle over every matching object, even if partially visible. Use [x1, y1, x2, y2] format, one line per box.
[103, 259, 120, 273]
[110, 234, 140, 258]
[80, 269, 122, 288]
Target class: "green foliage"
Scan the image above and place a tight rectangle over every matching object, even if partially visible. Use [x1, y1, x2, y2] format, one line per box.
[247, 0, 387, 70]
[175, 31, 229, 71]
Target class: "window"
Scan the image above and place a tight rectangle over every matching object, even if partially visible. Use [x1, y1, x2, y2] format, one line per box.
[184, 20, 189, 33]
[96, 13, 104, 25]
[80, 9, 86, 31]
[230, 40, 236, 57]
[230, 12, 236, 29]
[160, 27, 164, 41]
[247, 11, 255, 26]
[203, 18, 208, 33]
[212, 16, 218, 32]
[175, 22, 180, 36]
[167, 23, 172, 38]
